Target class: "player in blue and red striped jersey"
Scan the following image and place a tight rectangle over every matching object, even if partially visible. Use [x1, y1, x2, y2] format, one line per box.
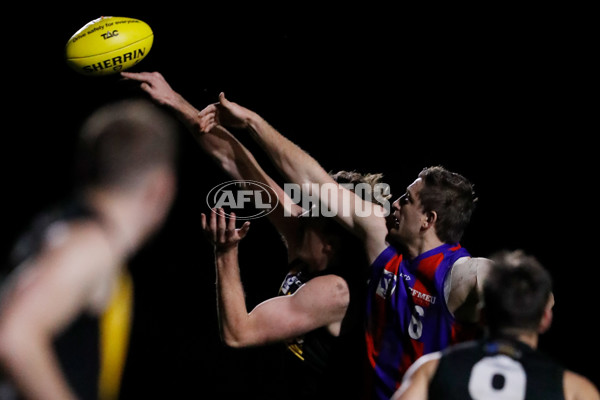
[199, 94, 492, 399]
[362, 167, 490, 399]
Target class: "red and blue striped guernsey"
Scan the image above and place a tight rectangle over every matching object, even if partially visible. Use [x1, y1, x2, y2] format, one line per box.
[365, 243, 471, 399]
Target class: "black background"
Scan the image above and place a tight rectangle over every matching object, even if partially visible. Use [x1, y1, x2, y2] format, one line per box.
[2, 6, 597, 398]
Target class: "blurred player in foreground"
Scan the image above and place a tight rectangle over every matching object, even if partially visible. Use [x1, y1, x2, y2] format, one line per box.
[0, 99, 179, 400]
[392, 250, 600, 400]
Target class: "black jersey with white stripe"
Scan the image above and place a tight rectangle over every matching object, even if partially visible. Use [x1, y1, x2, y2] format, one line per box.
[429, 337, 565, 400]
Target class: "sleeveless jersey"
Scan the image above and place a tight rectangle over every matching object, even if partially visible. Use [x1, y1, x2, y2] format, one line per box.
[429, 338, 565, 400]
[365, 243, 471, 400]
[277, 259, 366, 399]
[278, 264, 336, 376]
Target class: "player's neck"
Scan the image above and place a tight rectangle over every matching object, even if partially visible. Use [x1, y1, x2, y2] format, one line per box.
[496, 329, 539, 350]
[407, 234, 444, 260]
[82, 187, 145, 258]
[516, 331, 539, 349]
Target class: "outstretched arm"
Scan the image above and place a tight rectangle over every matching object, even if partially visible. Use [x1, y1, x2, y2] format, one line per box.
[200, 93, 390, 263]
[121, 71, 305, 257]
[202, 210, 349, 347]
[120, 71, 200, 132]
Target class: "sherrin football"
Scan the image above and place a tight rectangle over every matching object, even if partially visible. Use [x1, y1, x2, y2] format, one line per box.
[66, 16, 153, 76]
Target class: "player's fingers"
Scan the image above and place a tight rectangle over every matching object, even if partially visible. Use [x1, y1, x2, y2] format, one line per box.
[217, 208, 227, 242]
[140, 82, 153, 92]
[238, 221, 251, 239]
[149, 71, 165, 81]
[219, 92, 228, 105]
[120, 71, 152, 82]
[198, 110, 216, 129]
[198, 104, 217, 118]
[218, 92, 235, 111]
[200, 213, 207, 231]
[201, 119, 219, 134]
[228, 212, 237, 232]
[209, 208, 218, 241]
[200, 212, 215, 243]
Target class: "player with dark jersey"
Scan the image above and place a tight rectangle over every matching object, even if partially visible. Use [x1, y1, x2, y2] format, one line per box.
[0, 98, 177, 400]
[0, 199, 133, 400]
[425, 338, 564, 400]
[277, 248, 367, 399]
[392, 250, 600, 400]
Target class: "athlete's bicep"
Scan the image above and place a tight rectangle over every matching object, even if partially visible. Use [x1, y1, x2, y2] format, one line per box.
[246, 275, 349, 344]
[446, 257, 492, 320]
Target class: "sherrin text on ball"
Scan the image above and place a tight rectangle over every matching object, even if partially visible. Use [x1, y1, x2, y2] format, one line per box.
[66, 16, 153, 76]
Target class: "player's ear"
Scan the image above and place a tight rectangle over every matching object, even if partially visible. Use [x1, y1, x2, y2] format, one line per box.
[143, 168, 176, 216]
[423, 211, 437, 229]
[538, 293, 555, 334]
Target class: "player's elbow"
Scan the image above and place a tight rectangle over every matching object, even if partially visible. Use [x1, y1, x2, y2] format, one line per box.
[0, 316, 29, 367]
[221, 329, 243, 348]
[221, 334, 257, 349]
[220, 326, 257, 349]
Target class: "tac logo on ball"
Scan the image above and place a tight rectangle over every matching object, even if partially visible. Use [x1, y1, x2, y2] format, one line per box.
[206, 180, 279, 221]
[65, 16, 153, 76]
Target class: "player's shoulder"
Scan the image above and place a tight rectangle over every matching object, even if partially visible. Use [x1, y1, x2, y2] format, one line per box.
[37, 219, 116, 268]
[450, 256, 493, 282]
[44, 219, 108, 248]
[296, 274, 350, 308]
[563, 369, 600, 400]
[410, 350, 443, 372]
[453, 256, 493, 270]
[303, 274, 349, 295]
[396, 351, 443, 397]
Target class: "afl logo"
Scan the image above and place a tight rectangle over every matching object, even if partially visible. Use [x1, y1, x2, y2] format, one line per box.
[206, 180, 279, 220]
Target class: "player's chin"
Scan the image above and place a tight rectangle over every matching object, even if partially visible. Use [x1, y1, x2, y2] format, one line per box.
[385, 214, 399, 232]
[385, 227, 402, 246]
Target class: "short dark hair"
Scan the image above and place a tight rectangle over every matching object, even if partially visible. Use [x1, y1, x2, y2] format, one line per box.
[484, 250, 553, 336]
[418, 166, 477, 243]
[76, 98, 179, 189]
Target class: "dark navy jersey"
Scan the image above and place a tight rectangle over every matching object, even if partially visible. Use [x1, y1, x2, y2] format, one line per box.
[428, 338, 565, 400]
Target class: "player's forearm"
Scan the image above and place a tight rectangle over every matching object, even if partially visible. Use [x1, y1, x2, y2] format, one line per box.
[245, 113, 333, 187]
[163, 92, 204, 134]
[214, 248, 255, 348]
[165, 93, 260, 184]
[195, 125, 274, 184]
[0, 326, 77, 400]
[244, 112, 379, 238]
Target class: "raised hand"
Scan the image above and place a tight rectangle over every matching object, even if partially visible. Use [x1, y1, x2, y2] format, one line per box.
[121, 71, 180, 107]
[201, 208, 251, 251]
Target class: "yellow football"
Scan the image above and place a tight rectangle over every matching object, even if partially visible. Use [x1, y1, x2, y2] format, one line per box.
[66, 16, 153, 76]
